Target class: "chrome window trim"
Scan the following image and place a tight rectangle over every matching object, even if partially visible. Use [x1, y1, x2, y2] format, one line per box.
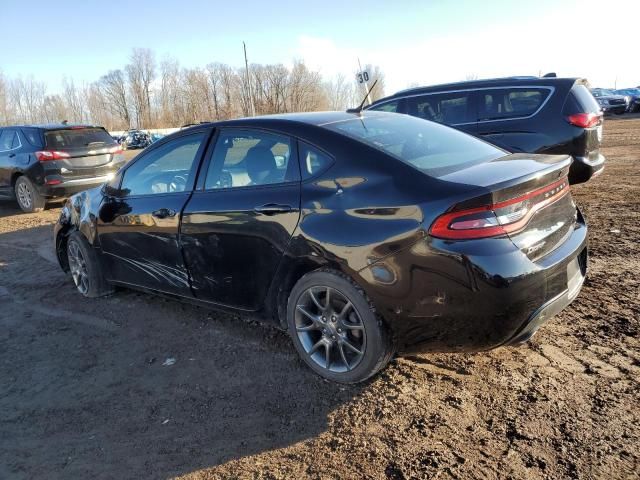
[367, 85, 556, 126]
[0, 129, 23, 153]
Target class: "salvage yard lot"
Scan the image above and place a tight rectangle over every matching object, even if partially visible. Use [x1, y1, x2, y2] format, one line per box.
[0, 117, 638, 479]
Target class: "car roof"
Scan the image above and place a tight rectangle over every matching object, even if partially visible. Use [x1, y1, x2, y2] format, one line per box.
[368, 76, 581, 107]
[178, 111, 392, 133]
[2, 123, 104, 130]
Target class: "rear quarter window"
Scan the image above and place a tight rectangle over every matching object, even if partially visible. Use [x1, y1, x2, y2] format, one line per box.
[21, 129, 43, 147]
[45, 128, 116, 149]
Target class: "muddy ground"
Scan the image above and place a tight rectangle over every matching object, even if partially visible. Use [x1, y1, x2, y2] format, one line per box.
[0, 118, 638, 480]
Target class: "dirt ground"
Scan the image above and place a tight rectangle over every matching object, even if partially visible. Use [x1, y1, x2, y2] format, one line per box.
[1, 119, 638, 480]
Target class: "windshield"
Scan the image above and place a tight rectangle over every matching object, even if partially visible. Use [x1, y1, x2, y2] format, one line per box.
[324, 113, 506, 177]
[592, 89, 615, 97]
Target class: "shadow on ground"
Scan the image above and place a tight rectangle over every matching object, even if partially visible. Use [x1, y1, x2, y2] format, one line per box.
[0, 223, 363, 479]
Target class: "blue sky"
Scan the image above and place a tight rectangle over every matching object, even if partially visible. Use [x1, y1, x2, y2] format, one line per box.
[1, 0, 638, 94]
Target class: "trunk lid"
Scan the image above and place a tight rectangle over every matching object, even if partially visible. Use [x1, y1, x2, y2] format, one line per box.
[43, 127, 123, 178]
[435, 153, 577, 261]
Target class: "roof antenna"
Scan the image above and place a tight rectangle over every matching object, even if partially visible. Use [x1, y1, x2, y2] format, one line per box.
[347, 79, 379, 115]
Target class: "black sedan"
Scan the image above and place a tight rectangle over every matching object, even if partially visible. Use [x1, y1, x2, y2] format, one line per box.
[54, 112, 587, 383]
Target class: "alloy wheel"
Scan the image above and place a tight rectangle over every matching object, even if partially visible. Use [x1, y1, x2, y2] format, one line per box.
[294, 286, 367, 373]
[16, 182, 32, 210]
[67, 241, 89, 295]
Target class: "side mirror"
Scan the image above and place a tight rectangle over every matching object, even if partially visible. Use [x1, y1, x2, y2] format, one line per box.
[102, 183, 123, 198]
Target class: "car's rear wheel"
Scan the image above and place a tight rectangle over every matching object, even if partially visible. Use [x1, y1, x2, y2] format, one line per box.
[66, 232, 114, 298]
[15, 176, 45, 213]
[287, 270, 394, 383]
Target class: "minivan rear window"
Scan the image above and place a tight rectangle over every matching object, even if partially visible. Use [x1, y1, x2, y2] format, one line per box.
[45, 127, 115, 149]
[479, 88, 550, 121]
[324, 113, 505, 177]
[567, 84, 601, 114]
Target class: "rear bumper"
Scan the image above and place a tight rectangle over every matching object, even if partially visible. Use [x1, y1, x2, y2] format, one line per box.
[37, 173, 115, 198]
[570, 153, 605, 184]
[504, 246, 586, 345]
[358, 211, 588, 353]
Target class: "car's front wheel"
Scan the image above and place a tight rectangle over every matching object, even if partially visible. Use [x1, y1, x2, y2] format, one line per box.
[14, 176, 45, 213]
[66, 232, 114, 298]
[287, 270, 394, 383]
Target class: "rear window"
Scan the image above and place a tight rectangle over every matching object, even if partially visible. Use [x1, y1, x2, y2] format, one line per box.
[567, 85, 601, 114]
[479, 88, 550, 121]
[325, 114, 505, 177]
[45, 127, 116, 149]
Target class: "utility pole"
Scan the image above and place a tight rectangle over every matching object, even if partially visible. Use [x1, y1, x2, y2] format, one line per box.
[243, 41, 255, 117]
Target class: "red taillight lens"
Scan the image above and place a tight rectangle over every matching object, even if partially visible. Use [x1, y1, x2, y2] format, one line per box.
[430, 178, 570, 240]
[35, 150, 70, 162]
[108, 146, 123, 155]
[566, 112, 601, 128]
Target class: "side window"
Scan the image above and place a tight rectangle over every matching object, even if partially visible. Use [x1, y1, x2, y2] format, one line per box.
[205, 130, 296, 189]
[120, 132, 206, 196]
[0, 130, 17, 151]
[479, 88, 549, 121]
[407, 93, 472, 124]
[299, 142, 333, 180]
[22, 129, 42, 147]
[369, 100, 399, 113]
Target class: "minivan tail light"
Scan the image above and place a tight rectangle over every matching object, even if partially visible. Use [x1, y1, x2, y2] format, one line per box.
[430, 178, 570, 240]
[35, 150, 70, 161]
[566, 112, 601, 128]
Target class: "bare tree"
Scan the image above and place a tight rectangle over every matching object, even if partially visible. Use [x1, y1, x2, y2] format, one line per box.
[62, 78, 84, 123]
[0, 71, 11, 125]
[99, 70, 130, 128]
[287, 60, 327, 112]
[126, 48, 155, 128]
[0, 48, 374, 128]
[324, 74, 356, 110]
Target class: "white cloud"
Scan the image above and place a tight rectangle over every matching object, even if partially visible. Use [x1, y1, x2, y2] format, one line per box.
[294, 2, 640, 94]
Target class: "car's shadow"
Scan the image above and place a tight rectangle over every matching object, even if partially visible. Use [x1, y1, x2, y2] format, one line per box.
[0, 223, 365, 479]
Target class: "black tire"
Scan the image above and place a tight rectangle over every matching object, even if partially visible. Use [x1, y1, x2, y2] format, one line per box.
[287, 269, 394, 383]
[14, 176, 45, 213]
[66, 231, 114, 298]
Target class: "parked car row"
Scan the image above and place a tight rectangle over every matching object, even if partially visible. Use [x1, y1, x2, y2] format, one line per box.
[114, 129, 153, 150]
[590, 87, 640, 114]
[2, 74, 599, 382]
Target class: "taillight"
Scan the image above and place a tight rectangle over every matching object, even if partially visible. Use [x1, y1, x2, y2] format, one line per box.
[430, 178, 570, 240]
[35, 150, 70, 162]
[108, 146, 123, 155]
[566, 112, 601, 128]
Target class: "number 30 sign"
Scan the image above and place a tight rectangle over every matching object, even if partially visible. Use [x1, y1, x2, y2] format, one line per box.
[356, 71, 370, 84]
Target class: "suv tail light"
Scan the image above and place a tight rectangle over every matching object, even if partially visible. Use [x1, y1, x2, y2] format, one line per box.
[430, 178, 570, 240]
[566, 112, 601, 128]
[35, 150, 70, 162]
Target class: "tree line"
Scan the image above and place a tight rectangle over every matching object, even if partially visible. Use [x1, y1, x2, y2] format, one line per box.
[0, 48, 386, 131]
